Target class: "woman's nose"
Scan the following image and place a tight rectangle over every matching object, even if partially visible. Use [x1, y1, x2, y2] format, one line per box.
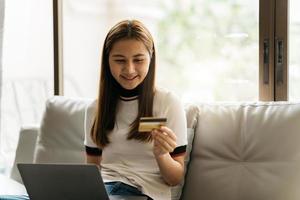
[123, 61, 135, 74]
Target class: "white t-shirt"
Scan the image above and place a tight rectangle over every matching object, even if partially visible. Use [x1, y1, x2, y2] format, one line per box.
[84, 88, 187, 200]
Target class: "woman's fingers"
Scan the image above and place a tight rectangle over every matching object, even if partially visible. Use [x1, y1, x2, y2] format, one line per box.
[155, 135, 174, 152]
[154, 138, 171, 153]
[159, 126, 177, 141]
[153, 129, 177, 153]
[155, 128, 177, 147]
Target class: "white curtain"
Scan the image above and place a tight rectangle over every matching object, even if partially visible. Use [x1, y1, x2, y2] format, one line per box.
[0, 0, 4, 138]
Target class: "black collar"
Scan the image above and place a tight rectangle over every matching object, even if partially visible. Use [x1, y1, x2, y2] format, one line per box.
[112, 77, 142, 99]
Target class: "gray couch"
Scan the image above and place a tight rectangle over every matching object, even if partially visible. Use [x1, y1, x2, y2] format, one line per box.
[10, 96, 300, 200]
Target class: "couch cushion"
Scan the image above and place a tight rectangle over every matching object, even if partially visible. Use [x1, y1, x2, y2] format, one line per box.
[33, 96, 93, 163]
[181, 102, 300, 200]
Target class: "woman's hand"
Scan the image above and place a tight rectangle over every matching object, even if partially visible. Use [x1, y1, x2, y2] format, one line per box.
[151, 126, 177, 157]
[151, 126, 185, 186]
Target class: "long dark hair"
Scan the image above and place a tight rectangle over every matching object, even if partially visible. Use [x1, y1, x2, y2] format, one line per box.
[91, 19, 156, 147]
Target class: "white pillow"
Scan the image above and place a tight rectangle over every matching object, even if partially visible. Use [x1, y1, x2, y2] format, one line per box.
[33, 96, 93, 163]
[171, 128, 195, 200]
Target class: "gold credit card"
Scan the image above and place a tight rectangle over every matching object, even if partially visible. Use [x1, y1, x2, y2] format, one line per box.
[138, 117, 167, 132]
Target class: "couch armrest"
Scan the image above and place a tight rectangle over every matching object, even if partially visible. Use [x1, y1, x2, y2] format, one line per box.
[10, 125, 39, 184]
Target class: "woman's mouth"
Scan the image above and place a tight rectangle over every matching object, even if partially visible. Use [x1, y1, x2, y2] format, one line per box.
[121, 75, 138, 81]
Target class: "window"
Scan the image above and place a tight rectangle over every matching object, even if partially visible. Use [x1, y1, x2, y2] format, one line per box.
[0, 0, 53, 175]
[62, 0, 259, 102]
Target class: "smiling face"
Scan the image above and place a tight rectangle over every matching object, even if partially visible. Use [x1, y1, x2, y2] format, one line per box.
[108, 39, 151, 90]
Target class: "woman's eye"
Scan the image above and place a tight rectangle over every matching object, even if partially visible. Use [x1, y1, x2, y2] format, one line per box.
[134, 59, 144, 63]
[115, 60, 125, 63]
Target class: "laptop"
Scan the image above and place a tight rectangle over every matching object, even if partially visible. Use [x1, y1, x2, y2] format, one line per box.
[17, 163, 147, 200]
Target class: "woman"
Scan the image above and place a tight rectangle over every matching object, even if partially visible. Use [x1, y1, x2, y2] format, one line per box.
[84, 19, 187, 200]
[0, 19, 187, 200]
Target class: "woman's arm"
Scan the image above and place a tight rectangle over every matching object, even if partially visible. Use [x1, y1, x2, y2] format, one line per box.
[152, 126, 185, 186]
[85, 154, 102, 168]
